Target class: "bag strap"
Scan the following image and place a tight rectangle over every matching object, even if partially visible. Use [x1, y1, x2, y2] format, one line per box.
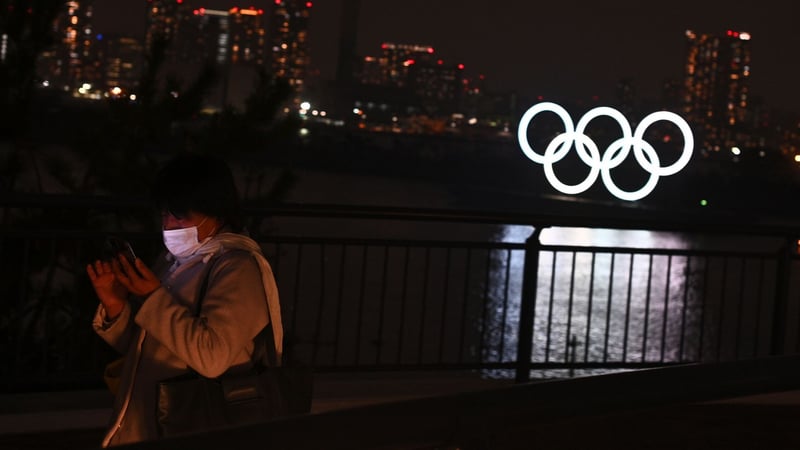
[195, 254, 278, 371]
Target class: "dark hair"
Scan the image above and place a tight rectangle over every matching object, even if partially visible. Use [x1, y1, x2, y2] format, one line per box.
[151, 153, 244, 232]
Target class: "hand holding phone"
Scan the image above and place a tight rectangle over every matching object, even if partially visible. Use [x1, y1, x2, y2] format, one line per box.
[104, 236, 137, 264]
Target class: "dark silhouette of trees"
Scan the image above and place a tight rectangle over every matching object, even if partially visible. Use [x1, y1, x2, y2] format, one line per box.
[0, 0, 62, 140]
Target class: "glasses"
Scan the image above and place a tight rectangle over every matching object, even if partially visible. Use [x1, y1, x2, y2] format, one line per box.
[103, 236, 137, 264]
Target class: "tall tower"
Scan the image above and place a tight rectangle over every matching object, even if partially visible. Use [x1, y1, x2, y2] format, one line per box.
[145, 0, 186, 55]
[335, 0, 360, 85]
[269, 0, 312, 97]
[40, 0, 96, 91]
[683, 29, 752, 150]
[170, 6, 269, 111]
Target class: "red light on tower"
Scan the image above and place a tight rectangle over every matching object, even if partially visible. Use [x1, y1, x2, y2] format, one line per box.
[427, 47, 434, 54]
[275, 0, 281, 4]
[306, 1, 313, 7]
[457, 64, 465, 70]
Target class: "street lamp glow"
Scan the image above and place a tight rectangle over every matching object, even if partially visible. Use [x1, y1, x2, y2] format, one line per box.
[300, 101, 311, 110]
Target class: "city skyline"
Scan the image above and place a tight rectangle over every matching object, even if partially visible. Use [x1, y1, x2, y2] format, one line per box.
[94, 0, 800, 114]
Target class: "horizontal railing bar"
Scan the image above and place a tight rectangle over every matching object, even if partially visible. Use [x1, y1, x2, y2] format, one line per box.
[303, 361, 690, 374]
[539, 244, 781, 258]
[258, 235, 526, 250]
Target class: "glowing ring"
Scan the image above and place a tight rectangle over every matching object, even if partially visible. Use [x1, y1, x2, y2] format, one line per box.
[517, 103, 694, 201]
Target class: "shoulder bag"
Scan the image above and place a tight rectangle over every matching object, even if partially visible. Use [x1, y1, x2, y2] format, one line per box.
[155, 257, 313, 438]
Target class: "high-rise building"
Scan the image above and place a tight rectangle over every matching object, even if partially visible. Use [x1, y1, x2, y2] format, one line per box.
[359, 43, 437, 88]
[683, 29, 753, 151]
[171, 6, 267, 67]
[335, 0, 360, 85]
[95, 34, 144, 94]
[408, 59, 464, 116]
[37, 0, 97, 92]
[145, 0, 186, 57]
[176, 8, 231, 66]
[228, 7, 268, 66]
[269, 0, 312, 96]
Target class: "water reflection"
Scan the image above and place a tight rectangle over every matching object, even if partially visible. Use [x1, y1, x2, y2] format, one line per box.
[486, 226, 710, 378]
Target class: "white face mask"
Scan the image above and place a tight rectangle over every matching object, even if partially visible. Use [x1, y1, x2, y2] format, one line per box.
[163, 217, 208, 258]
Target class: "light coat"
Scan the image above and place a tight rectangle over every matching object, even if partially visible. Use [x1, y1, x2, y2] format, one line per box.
[93, 233, 277, 446]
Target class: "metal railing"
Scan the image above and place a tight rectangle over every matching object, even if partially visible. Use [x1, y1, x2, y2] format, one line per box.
[2, 194, 800, 391]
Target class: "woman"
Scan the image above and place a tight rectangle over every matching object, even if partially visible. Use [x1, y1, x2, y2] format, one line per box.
[86, 153, 282, 446]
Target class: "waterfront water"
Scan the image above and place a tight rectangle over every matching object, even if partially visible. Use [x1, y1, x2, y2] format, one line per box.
[266, 169, 786, 379]
[483, 225, 783, 379]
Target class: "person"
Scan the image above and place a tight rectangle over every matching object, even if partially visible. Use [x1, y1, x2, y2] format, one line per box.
[86, 153, 282, 447]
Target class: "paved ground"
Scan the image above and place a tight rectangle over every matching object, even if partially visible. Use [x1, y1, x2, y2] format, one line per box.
[0, 371, 512, 450]
[2, 373, 800, 450]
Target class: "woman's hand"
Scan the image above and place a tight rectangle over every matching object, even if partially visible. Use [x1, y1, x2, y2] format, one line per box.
[86, 260, 128, 320]
[113, 254, 162, 297]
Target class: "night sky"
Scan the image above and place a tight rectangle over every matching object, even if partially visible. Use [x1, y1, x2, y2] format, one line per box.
[94, 0, 800, 113]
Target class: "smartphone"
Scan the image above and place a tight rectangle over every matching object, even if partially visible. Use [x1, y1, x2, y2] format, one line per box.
[104, 236, 137, 265]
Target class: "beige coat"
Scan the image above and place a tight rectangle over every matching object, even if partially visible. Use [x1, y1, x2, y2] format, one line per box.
[93, 233, 278, 446]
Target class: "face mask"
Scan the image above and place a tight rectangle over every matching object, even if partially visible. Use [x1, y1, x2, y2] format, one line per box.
[163, 217, 208, 258]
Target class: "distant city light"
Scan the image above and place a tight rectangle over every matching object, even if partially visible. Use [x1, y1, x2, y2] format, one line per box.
[300, 101, 311, 110]
[794, 155, 800, 163]
[731, 146, 741, 155]
[700, 199, 708, 206]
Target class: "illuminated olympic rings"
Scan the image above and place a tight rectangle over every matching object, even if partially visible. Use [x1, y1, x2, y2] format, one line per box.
[516, 102, 694, 201]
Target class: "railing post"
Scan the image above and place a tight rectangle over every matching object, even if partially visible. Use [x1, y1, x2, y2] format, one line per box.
[770, 237, 795, 356]
[515, 226, 545, 383]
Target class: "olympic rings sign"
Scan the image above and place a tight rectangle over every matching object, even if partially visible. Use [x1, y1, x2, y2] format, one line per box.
[516, 102, 694, 201]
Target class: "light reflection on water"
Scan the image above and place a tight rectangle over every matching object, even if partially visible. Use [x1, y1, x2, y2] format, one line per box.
[487, 226, 700, 379]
